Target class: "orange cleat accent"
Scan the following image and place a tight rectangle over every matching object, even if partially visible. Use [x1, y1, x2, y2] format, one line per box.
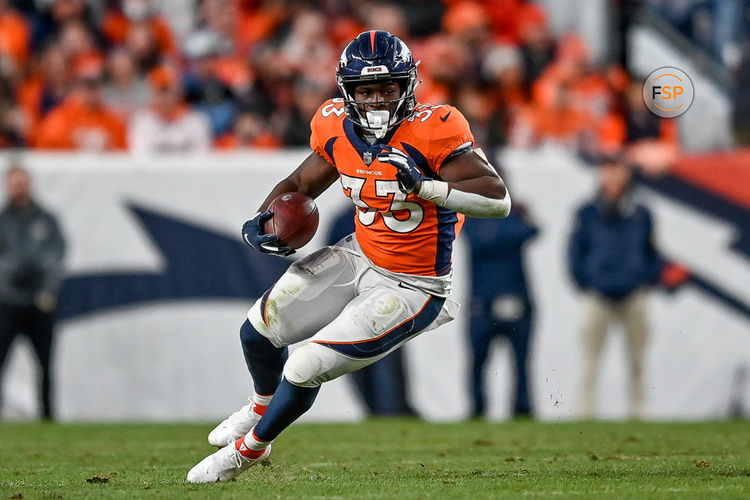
[235, 435, 267, 459]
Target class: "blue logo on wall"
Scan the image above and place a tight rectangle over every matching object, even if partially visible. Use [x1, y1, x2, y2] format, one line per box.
[57, 203, 290, 321]
[642, 174, 750, 320]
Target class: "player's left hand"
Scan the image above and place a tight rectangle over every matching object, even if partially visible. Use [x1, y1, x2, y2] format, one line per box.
[378, 145, 427, 194]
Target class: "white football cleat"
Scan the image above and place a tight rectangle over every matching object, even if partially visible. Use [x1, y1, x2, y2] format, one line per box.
[187, 442, 272, 483]
[208, 399, 261, 447]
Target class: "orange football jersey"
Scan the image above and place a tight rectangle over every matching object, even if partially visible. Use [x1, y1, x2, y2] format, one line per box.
[310, 98, 474, 276]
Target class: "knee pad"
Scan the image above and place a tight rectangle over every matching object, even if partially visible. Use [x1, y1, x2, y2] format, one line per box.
[247, 270, 311, 346]
[350, 287, 411, 335]
[282, 343, 343, 388]
[247, 295, 288, 348]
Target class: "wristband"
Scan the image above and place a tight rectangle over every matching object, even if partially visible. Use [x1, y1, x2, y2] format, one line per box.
[416, 179, 449, 205]
[417, 179, 511, 218]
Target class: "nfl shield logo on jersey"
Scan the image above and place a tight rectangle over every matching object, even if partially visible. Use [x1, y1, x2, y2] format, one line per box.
[363, 152, 373, 165]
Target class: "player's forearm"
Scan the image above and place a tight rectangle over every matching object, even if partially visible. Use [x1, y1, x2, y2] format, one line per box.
[416, 178, 511, 218]
[257, 153, 339, 213]
[257, 179, 300, 213]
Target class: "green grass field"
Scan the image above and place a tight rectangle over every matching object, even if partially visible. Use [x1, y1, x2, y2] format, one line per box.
[1, 419, 749, 499]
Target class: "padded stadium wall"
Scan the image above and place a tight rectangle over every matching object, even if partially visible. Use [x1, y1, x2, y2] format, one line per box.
[0, 148, 748, 421]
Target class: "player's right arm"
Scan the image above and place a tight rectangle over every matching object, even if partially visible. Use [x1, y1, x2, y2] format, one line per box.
[244, 100, 340, 255]
[254, 152, 339, 214]
[243, 152, 338, 256]
[256, 97, 344, 213]
[379, 145, 511, 218]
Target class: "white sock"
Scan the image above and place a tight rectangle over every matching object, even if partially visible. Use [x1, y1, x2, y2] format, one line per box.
[235, 429, 270, 457]
[247, 428, 270, 451]
[253, 392, 273, 415]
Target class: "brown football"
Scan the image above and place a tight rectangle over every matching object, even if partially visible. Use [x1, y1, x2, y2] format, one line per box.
[262, 192, 319, 250]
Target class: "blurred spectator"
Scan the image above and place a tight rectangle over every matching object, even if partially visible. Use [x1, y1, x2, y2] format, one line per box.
[124, 15, 164, 73]
[594, 77, 679, 174]
[454, 84, 506, 154]
[464, 192, 538, 419]
[325, 206, 416, 417]
[509, 34, 629, 153]
[553, 34, 612, 121]
[196, 0, 237, 51]
[0, 163, 66, 420]
[510, 79, 594, 149]
[620, 80, 679, 174]
[234, 0, 292, 55]
[15, 43, 71, 146]
[398, 0, 444, 38]
[280, 77, 332, 147]
[102, 0, 177, 57]
[0, 0, 31, 146]
[324, 3, 365, 49]
[482, 44, 526, 109]
[359, 2, 410, 40]
[57, 19, 100, 68]
[440, 1, 495, 93]
[0, 0, 31, 76]
[30, 0, 99, 52]
[417, 34, 473, 104]
[442, 1, 492, 55]
[0, 77, 25, 148]
[34, 56, 127, 150]
[622, 78, 670, 142]
[568, 155, 665, 419]
[479, 45, 527, 150]
[277, 8, 335, 89]
[129, 65, 211, 154]
[482, 0, 523, 43]
[0, 0, 728, 153]
[183, 30, 239, 137]
[215, 107, 280, 150]
[517, 2, 555, 88]
[102, 46, 149, 119]
[18, 44, 74, 124]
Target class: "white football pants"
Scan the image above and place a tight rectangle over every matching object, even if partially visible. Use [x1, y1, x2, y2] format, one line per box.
[247, 235, 458, 387]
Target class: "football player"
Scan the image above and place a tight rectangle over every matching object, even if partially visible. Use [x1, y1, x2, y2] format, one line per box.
[188, 30, 511, 482]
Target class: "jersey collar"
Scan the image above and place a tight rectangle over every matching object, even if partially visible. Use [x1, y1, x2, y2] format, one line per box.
[343, 117, 403, 159]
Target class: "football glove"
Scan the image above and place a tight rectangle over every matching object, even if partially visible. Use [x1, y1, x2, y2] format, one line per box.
[377, 145, 428, 194]
[241, 210, 295, 257]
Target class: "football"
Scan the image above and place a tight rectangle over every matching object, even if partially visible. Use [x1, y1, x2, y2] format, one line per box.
[262, 192, 319, 249]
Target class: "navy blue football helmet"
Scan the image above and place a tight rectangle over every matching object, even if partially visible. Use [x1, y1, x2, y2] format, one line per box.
[336, 30, 419, 138]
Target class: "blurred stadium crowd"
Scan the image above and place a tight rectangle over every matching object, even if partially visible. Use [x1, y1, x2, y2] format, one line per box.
[0, 0, 747, 157]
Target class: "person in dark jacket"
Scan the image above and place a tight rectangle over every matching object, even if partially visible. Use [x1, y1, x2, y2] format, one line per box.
[0, 164, 66, 419]
[568, 155, 663, 418]
[463, 201, 538, 418]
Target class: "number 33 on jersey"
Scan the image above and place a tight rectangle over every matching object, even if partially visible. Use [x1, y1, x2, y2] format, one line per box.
[311, 98, 475, 277]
